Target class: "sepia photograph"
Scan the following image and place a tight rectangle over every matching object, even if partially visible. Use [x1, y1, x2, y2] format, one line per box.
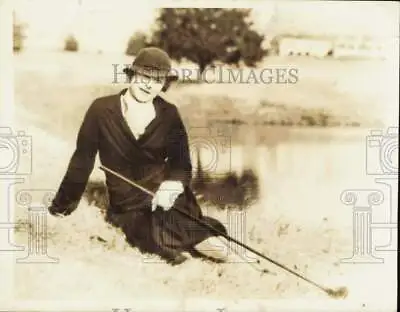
[1, 0, 398, 311]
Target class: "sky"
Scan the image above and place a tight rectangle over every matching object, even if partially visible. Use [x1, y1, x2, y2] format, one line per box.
[12, 0, 398, 53]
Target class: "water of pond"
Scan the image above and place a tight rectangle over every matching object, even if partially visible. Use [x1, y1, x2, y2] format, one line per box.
[190, 125, 392, 228]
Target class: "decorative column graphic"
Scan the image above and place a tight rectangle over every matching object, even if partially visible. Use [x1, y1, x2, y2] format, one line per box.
[340, 126, 398, 265]
[0, 177, 25, 252]
[1, 124, 33, 252]
[15, 189, 59, 263]
[341, 189, 385, 263]
[373, 177, 398, 252]
[227, 209, 257, 263]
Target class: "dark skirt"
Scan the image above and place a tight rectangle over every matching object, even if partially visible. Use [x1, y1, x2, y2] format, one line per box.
[105, 186, 227, 260]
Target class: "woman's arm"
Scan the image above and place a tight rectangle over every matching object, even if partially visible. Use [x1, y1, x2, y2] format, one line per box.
[49, 100, 100, 216]
[165, 107, 192, 187]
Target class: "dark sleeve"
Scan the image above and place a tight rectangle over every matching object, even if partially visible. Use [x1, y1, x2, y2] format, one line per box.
[166, 107, 192, 187]
[49, 100, 100, 216]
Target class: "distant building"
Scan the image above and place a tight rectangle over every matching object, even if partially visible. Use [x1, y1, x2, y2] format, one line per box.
[278, 37, 333, 58]
[332, 37, 389, 59]
[277, 35, 391, 59]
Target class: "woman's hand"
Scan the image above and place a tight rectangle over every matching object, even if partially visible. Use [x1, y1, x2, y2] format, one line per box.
[151, 180, 184, 211]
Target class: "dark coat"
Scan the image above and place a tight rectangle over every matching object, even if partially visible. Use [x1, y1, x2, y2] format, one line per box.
[50, 89, 226, 260]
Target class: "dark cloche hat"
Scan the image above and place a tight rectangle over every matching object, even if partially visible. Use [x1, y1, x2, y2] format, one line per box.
[124, 47, 178, 80]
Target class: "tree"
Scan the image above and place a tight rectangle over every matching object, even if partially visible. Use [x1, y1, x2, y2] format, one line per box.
[268, 35, 281, 56]
[125, 31, 149, 56]
[149, 8, 267, 73]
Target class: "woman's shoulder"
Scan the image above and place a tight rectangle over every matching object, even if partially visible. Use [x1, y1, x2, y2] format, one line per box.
[157, 93, 176, 106]
[88, 92, 121, 113]
[155, 94, 181, 115]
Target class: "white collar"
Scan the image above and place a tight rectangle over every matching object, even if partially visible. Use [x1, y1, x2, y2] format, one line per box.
[121, 94, 154, 116]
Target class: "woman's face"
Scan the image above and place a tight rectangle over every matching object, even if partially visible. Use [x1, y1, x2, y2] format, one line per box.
[129, 72, 166, 103]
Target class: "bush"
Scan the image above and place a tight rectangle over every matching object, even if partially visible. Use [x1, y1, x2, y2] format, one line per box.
[125, 32, 148, 56]
[64, 35, 78, 52]
[13, 13, 25, 52]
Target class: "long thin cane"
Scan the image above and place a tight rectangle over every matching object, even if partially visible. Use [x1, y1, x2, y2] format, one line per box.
[99, 165, 348, 299]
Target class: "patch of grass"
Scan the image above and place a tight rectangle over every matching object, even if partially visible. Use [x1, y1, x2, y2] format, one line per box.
[169, 85, 373, 128]
[192, 156, 260, 210]
[83, 180, 109, 211]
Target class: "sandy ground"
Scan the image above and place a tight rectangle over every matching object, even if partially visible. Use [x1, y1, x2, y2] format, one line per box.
[2, 51, 398, 311]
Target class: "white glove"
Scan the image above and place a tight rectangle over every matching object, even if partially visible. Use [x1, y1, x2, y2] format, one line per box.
[151, 180, 184, 211]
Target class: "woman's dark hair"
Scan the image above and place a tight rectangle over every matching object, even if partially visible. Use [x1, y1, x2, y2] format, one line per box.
[123, 67, 135, 82]
[123, 67, 177, 92]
